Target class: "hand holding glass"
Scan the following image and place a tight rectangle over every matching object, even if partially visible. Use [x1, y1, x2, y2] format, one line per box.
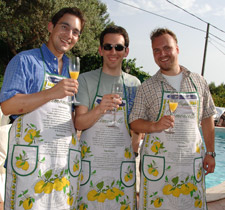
[108, 83, 123, 127]
[69, 56, 80, 104]
[165, 92, 179, 134]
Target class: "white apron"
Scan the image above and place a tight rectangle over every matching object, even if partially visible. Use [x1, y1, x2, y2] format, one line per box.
[4, 50, 81, 210]
[78, 71, 137, 210]
[139, 81, 207, 210]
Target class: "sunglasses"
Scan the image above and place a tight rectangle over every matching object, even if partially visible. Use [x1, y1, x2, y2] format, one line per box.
[103, 44, 126, 51]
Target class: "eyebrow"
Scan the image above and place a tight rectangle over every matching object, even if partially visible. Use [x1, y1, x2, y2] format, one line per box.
[59, 22, 80, 32]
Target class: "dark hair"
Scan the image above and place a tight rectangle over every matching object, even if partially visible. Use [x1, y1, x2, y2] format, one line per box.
[150, 28, 178, 44]
[51, 7, 85, 33]
[100, 25, 129, 47]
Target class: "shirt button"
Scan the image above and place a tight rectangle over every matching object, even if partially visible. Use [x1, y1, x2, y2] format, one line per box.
[54, 58, 57, 60]
[54, 69, 57, 72]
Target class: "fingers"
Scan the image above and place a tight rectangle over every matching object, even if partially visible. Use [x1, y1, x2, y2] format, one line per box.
[98, 94, 122, 113]
[51, 79, 79, 98]
[203, 156, 215, 175]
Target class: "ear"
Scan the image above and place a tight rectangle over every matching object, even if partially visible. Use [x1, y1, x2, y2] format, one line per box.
[176, 45, 179, 54]
[98, 46, 103, 56]
[47, 22, 54, 33]
[124, 47, 129, 58]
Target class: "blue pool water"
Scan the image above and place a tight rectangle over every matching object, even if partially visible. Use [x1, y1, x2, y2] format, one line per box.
[204, 127, 225, 189]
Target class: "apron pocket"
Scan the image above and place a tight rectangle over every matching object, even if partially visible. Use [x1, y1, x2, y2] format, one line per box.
[194, 157, 203, 183]
[80, 160, 91, 186]
[120, 161, 136, 187]
[142, 155, 165, 181]
[68, 149, 81, 177]
[11, 144, 38, 176]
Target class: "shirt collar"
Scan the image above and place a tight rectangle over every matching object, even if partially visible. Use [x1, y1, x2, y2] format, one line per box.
[155, 65, 191, 82]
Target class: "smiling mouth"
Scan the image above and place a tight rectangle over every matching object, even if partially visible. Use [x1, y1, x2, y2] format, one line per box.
[61, 38, 71, 45]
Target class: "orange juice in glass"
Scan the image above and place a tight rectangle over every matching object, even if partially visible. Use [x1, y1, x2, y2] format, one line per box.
[165, 92, 179, 134]
[69, 56, 80, 104]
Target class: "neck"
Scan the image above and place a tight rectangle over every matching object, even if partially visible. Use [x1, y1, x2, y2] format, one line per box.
[161, 65, 181, 76]
[46, 42, 64, 75]
[102, 65, 122, 76]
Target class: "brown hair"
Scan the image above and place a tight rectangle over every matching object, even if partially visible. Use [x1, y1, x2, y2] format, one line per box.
[51, 7, 85, 33]
[150, 28, 178, 44]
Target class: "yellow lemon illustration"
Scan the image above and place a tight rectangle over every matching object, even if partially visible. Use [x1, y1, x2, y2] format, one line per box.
[194, 199, 203, 208]
[43, 182, 54, 194]
[87, 189, 98, 201]
[73, 163, 79, 172]
[23, 198, 33, 210]
[124, 173, 133, 182]
[172, 187, 180, 197]
[187, 182, 197, 192]
[22, 161, 29, 171]
[97, 192, 107, 203]
[180, 184, 190, 195]
[106, 189, 116, 200]
[112, 187, 122, 196]
[79, 203, 86, 210]
[124, 150, 131, 159]
[24, 129, 36, 143]
[197, 170, 202, 179]
[163, 184, 173, 195]
[148, 167, 159, 177]
[61, 177, 70, 187]
[80, 173, 84, 181]
[17, 123, 21, 129]
[151, 141, 161, 153]
[67, 196, 74, 206]
[53, 178, 64, 191]
[16, 160, 23, 168]
[81, 146, 88, 158]
[34, 180, 45, 193]
[196, 145, 200, 153]
[120, 204, 131, 210]
[72, 136, 76, 145]
[154, 198, 162, 208]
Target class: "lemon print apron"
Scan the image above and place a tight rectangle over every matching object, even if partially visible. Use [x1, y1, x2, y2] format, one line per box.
[78, 71, 137, 210]
[4, 49, 81, 210]
[139, 80, 207, 210]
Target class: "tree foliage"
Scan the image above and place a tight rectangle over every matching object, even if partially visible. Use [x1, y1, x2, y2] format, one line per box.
[209, 82, 225, 107]
[0, 0, 110, 67]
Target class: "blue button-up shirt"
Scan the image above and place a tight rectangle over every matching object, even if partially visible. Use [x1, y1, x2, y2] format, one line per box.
[0, 44, 70, 119]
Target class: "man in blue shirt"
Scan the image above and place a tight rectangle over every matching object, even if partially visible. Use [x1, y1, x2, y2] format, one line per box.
[0, 7, 85, 210]
[0, 7, 85, 120]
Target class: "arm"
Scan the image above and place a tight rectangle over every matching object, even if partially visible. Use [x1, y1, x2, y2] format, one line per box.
[130, 115, 174, 134]
[1, 78, 78, 115]
[75, 94, 121, 130]
[131, 131, 144, 153]
[201, 116, 215, 175]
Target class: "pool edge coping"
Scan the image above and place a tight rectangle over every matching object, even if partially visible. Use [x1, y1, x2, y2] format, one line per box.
[206, 180, 225, 202]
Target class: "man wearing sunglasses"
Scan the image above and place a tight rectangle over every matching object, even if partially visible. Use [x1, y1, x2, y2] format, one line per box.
[75, 25, 140, 209]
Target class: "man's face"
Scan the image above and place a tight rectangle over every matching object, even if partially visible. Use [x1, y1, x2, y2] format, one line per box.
[152, 34, 179, 73]
[99, 33, 129, 70]
[48, 13, 81, 56]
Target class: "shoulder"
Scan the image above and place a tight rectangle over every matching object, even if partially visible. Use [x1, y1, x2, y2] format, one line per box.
[78, 69, 100, 81]
[123, 72, 141, 87]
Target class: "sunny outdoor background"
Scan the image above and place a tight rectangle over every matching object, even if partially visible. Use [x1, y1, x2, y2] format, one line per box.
[0, 0, 224, 107]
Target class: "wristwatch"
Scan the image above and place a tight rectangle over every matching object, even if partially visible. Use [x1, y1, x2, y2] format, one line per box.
[205, 152, 216, 158]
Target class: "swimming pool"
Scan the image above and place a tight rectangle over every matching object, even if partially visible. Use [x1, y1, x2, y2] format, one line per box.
[204, 127, 225, 189]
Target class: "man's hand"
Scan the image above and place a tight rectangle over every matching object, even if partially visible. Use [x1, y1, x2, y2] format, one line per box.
[154, 115, 175, 132]
[97, 94, 122, 114]
[48, 78, 79, 99]
[203, 155, 215, 175]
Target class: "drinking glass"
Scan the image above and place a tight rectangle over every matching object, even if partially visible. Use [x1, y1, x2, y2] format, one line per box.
[69, 56, 80, 104]
[108, 83, 123, 127]
[165, 92, 179, 134]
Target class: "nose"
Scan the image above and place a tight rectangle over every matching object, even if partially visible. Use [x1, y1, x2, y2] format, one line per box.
[109, 47, 116, 54]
